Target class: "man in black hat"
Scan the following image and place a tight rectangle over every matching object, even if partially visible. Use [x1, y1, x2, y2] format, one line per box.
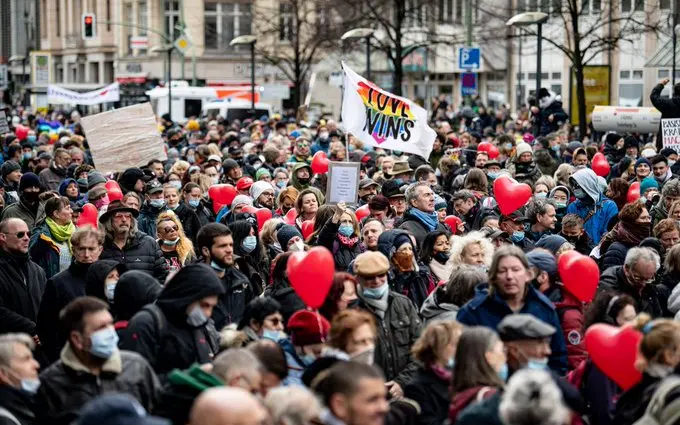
[499, 211, 534, 252]
[497, 314, 557, 373]
[99, 200, 168, 282]
[138, 180, 169, 238]
[1, 173, 45, 231]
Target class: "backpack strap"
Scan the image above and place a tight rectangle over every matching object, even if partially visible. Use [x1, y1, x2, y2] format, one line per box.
[0, 407, 21, 425]
[638, 376, 680, 425]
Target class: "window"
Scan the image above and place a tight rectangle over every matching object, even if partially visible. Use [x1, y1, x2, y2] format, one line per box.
[138, 1, 148, 36]
[204, 2, 252, 51]
[106, 0, 111, 30]
[528, 0, 537, 10]
[541, 72, 549, 79]
[454, 0, 462, 23]
[279, 1, 294, 41]
[185, 99, 202, 118]
[634, 0, 643, 11]
[620, 70, 630, 79]
[632, 69, 643, 79]
[516, 72, 524, 80]
[56, 0, 60, 36]
[592, 0, 600, 11]
[619, 83, 642, 106]
[581, 0, 589, 13]
[551, 72, 561, 79]
[551, 84, 561, 95]
[125, 4, 133, 54]
[659, 69, 670, 78]
[164, 0, 181, 40]
[551, 0, 560, 14]
[439, 0, 453, 23]
[660, 0, 671, 9]
[621, 0, 631, 12]
[528, 72, 536, 79]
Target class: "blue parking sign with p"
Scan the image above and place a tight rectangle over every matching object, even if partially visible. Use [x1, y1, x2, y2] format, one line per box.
[459, 47, 480, 70]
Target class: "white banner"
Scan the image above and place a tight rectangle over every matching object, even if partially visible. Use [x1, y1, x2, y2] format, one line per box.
[47, 82, 120, 105]
[341, 62, 436, 159]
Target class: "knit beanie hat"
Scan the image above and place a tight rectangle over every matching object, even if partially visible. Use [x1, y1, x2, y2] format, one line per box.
[624, 136, 639, 150]
[1, 160, 20, 178]
[515, 142, 532, 158]
[534, 235, 568, 255]
[276, 224, 302, 248]
[434, 194, 447, 211]
[222, 159, 239, 174]
[605, 133, 622, 147]
[119, 168, 145, 191]
[250, 181, 274, 201]
[231, 194, 253, 209]
[288, 310, 330, 346]
[255, 168, 272, 181]
[87, 171, 107, 189]
[19, 172, 41, 191]
[634, 157, 651, 172]
[640, 177, 659, 195]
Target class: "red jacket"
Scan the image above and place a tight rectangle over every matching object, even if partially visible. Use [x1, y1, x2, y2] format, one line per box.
[553, 288, 586, 370]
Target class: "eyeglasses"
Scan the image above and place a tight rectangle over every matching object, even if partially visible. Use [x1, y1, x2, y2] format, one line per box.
[2, 231, 29, 238]
[162, 226, 179, 232]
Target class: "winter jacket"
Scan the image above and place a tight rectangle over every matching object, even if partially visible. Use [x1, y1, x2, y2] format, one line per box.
[265, 282, 305, 327]
[36, 262, 92, 363]
[568, 233, 595, 256]
[403, 366, 450, 425]
[37, 345, 160, 425]
[539, 95, 569, 136]
[651, 83, 680, 140]
[547, 287, 586, 371]
[119, 264, 224, 377]
[172, 203, 201, 243]
[449, 385, 499, 424]
[100, 232, 168, 282]
[212, 265, 255, 330]
[38, 164, 67, 191]
[601, 241, 631, 272]
[1, 200, 45, 232]
[612, 372, 663, 425]
[457, 284, 569, 375]
[398, 209, 449, 249]
[455, 391, 503, 425]
[566, 169, 619, 244]
[279, 338, 308, 386]
[28, 222, 66, 279]
[661, 270, 680, 294]
[506, 161, 543, 187]
[603, 144, 626, 166]
[581, 361, 620, 425]
[599, 266, 669, 318]
[0, 385, 37, 425]
[317, 220, 362, 272]
[534, 148, 559, 177]
[113, 270, 163, 340]
[138, 203, 170, 239]
[85, 260, 124, 305]
[190, 200, 215, 229]
[356, 291, 422, 388]
[0, 251, 46, 335]
[420, 286, 459, 323]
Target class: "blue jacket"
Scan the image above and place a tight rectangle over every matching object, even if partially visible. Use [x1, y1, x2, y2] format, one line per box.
[279, 338, 307, 386]
[456, 284, 569, 375]
[566, 198, 618, 245]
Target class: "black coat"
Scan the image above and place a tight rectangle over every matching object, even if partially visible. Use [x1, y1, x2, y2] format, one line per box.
[398, 210, 448, 250]
[0, 385, 36, 425]
[265, 282, 305, 327]
[601, 241, 631, 271]
[173, 203, 201, 244]
[403, 366, 450, 425]
[612, 372, 662, 425]
[192, 200, 215, 229]
[599, 266, 670, 318]
[101, 233, 168, 283]
[317, 220, 363, 272]
[211, 265, 255, 330]
[0, 251, 46, 335]
[36, 262, 92, 363]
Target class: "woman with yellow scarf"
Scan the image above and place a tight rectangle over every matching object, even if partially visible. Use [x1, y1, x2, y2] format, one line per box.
[29, 196, 76, 279]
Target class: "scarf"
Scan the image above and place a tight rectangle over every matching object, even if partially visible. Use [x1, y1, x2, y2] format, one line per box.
[409, 208, 439, 232]
[431, 364, 453, 382]
[337, 234, 359, 248]
[600, 221, 650, 253]
[429, 258, 453, 283]
[361, 287, 389, 319]
[46, 217, 76, 251]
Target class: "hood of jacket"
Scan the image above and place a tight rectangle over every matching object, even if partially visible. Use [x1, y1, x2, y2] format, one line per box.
[156, 263, 225, 321]
[539, 90, 558, 109]
[290, 162, 313, 188]
[85, 259, 126, 301]
[58, 178, 78, 197]
[534, 148, 556, 167]
[377, 229, 412, 261]
[420, 288, 459, 320]
[570, 168, 601, 203]
[114, 270, 163, 321]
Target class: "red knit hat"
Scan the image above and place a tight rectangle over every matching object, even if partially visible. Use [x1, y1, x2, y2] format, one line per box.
[288, 310, 330, 346]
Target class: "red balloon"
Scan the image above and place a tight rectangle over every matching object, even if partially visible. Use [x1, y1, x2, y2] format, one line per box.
[311, 151, 329, 174]
[284, 208, 297, 225]
[105, 180, 123, 202]
[286, 246, 335, 308]
[627, 181, 641, 204]
[15, 125, 28, 141]
[592, 153, 611, 177]
[355, 204, 370, 222]
[242, 206, 273, 231]
[585, 324, 643, 390]
[558, 250, 598, 302]
[77, 203, 99, 228]
[301, 220, 314, 240]
[487, 144, 499, 159]
[477, 142, 492, 153]
[493, 175, 532, 215]
[208, 184, 238, 214]
[444, 215, 462, 232]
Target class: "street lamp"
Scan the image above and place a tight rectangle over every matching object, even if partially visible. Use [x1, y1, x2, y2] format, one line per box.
[341, 28, 375, 81]
[507, 12, 549, 104]
[230, 35, 258, 118]
[150, 45, 174, 121]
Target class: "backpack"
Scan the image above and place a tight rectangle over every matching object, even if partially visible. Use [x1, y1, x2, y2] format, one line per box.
[633, 376, 680, 425]
[141, 303, 167, 359]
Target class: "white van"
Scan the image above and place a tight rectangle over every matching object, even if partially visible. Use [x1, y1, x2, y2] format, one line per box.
[202, 100, 273, 122]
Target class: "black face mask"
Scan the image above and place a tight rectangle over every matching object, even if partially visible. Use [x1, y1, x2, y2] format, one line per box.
[21, 191, 40, 204]
[433, 252, 450, 264]
[562, 234, 580, 244]
[297, 177, 311, 185]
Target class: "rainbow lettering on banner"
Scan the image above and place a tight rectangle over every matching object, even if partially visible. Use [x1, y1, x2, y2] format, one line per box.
[357, 81, 416, 144]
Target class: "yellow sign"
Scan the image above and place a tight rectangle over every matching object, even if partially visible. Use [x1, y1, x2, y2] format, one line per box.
[571, 65, 610, 126]
[173, 35, 191, 54]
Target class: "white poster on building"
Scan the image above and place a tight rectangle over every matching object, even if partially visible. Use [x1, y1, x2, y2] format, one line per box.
[48, 82, 120, 105]
[30, 52, 51, 86]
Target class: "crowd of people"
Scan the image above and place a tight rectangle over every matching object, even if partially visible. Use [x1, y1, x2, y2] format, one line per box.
[1, 82, 680, 425]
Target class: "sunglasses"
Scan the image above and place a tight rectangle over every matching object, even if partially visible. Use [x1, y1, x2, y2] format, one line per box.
[162, 226, 179, 232]
[2, 231, 29, 239]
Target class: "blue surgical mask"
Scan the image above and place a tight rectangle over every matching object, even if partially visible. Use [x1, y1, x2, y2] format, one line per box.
[23, 152, 32, 160]
[105, 281, 117, 301]
[498, 363, 509, 382]
[186, 306, 209, 327]
[170, 181, 182, 190]
[510, 231, 525, 242]
[301, 353, 317, 367]
[89, 327, 119, 359]
[534, 192, 547, 199]
[27, 135, 37, 143]
[555, 202, 567, 209]
[21, 378, 41, 394]
[338, 224, 354, 237]
[487, 172, 500, 180]
[394, 178, 403, 185]
[447, 357, 455, 369]
[150, 199, 166, 209]
[526, 357, 549, 370]
[277, 180, 287, 189]
[573, 188, 587, 199]
[210, 260, 226, 273]
[188, 199, 200, 208]
[262, 329, 285, 342]
[551, 145, 560, 153]
[163, 237, 180, 246]
[363, 283, 388, 299]
[242, 235, 257, 253]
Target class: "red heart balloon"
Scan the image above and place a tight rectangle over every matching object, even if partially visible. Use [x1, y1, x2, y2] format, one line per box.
[15, 125, 28, 141]
[627, 181, 640, 204]
[487, 144, 499, 159]
[558, 250, 598, 302]
[311, 151, 329, 174]
[77, 203, 99, 228]
[444, 215, 462, 232]
[284, 208, 298, 225]
[591, 153, 611, 177]
[208, 184, 238, 214]
[301, 220, 314, 240]
[286, 246, 335, 308]
[242, 205, 273, 231]
[477, 142, 492, 153]
[493, 175, 532, 215]
[585, 324, 642, 390]
[105, 180, 123, 201]
[355, 204, 370, 222]
[104, 180, 119, 192]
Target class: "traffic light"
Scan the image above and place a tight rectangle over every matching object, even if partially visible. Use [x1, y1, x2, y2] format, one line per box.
[82, 14, 96, 40]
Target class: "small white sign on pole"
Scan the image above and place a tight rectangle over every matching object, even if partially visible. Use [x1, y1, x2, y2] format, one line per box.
[326, 161, 361, 206]
[662, 118, 680, 153]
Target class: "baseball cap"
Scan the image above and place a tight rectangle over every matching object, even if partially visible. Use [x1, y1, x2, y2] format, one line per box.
[145, 179, 163, 195]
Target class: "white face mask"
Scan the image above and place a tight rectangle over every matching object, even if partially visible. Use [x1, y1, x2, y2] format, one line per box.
[289, 240, 305, 252]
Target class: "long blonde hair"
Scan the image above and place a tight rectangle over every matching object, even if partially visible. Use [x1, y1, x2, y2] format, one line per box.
[156, 211, 195, 265]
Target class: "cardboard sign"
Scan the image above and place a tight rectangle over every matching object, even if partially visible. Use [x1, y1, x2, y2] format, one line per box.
[80, 103, 167, 173]
[0, 110, 10, 134]
[662, 118, 680, 152]
[326, 161, 361, 206]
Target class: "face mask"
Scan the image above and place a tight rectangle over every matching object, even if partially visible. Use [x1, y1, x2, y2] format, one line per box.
[573, 188, 587, 199]
[290, 240, 305, 252]
[163, 237, 180, 246]
[498, 363, 509, 382]
[21, 378, 41, 394]
[93, 195, 110, 210]
[188, 199, 200, 208]
[89, 327, 119, 359]
[242, 235, 257, 253]
[338, 224, 354, 237]
[23, 152, 32, 160]
[350, 345, 375, 365]
[363, 283, 388, 299]
[319, 132, 329, 140]
[434, 251, 450, 264]
[670, 160, 677, 167]
[276, 180, 287, 189]
[504, 143, 513, 150]
[510, 231, 525, 243]
[262, 329, 285, 342]
[21, 191, 40, 203]
[297, 177, 311, 185]
[487, 172, 500, 180]
[551, 145, 560, 153]
[301, 353, 317, 367]
[105, 281, 117, 301]
[534, 192, 547, 199]
[447, 357, 455, 369]
[170, 181, 182, 190]
[150, 199, 166, 209]
[394, 178, 404, 185]
[27, 135, 37, 144]
[210, 260, 226, 273]
[555, 202, 567, 209]
[526, 357, 549, 370]
[211, 176, 220, 185]
[186, 305, 209, 327]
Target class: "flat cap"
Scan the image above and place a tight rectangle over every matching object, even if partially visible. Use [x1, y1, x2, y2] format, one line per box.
[353, 251, 390, 277]
[497, 314, 556, 341]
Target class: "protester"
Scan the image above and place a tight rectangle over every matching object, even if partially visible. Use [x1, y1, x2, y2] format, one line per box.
[1, 173, 45, 231]
[138, 180, 169, 238]
[419, 230, 453, 282]
[318, 202, 363, 271]
[156, 211, 195, 272]
[237, 297, 285, 344]
[280, 309, 330, 386]
[526, 199, 557, 242]
[421, 267, 486, 323]
[399, 182, 447, 248]
[560, 213, 594, 255]
[0, 333, 41, 425]
[599, 201, 652, 270]
[319, 272, 358, 321]
[112, 270, 162, 339]
[228, 218, 267, 291]
[449, 230, 494, 271]
[28, 196, 75, 278]
[567, 168, 619, 244]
